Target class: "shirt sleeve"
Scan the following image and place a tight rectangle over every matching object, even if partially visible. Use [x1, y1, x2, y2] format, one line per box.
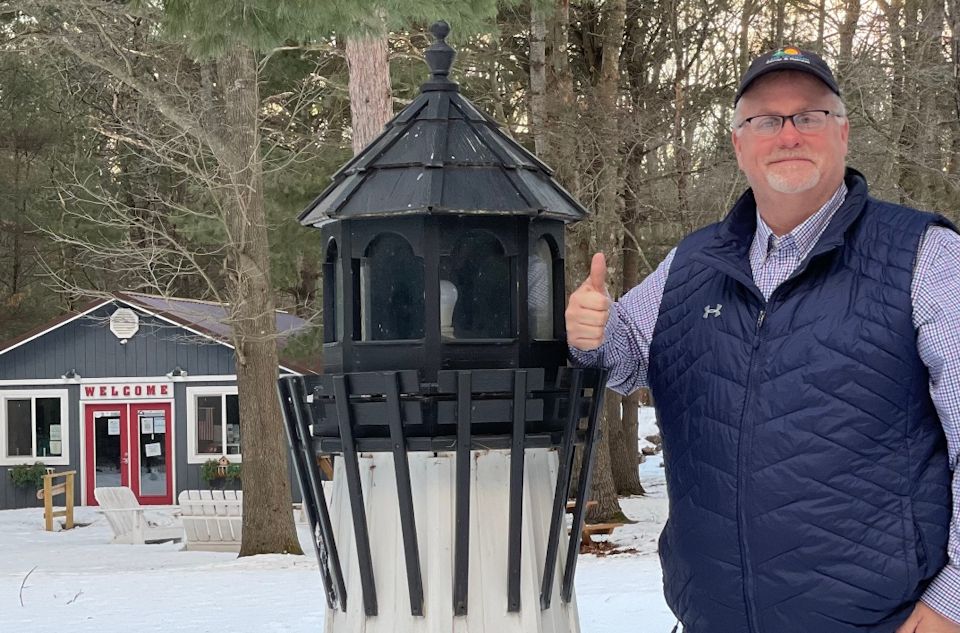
[569, 248, 676, 396]
[912, 225, 960, 624]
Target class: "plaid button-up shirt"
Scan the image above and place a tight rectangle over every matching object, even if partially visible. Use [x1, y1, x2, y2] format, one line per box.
[574, 183, 960, 622]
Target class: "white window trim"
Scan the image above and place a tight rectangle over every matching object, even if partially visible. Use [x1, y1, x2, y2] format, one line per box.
[186, 386, 242, 464]
[0, 389, 70, 466]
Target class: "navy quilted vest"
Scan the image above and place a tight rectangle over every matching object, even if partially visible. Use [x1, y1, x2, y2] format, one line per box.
[647, 171, 953, 633]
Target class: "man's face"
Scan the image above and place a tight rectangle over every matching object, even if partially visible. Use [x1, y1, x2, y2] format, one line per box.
[731, 72, 849, 203]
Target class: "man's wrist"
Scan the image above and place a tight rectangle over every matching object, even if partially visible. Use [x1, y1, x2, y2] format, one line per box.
[921, 563, 960, 625]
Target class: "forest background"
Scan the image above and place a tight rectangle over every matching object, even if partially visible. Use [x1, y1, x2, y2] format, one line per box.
[1, 0, 957, 525]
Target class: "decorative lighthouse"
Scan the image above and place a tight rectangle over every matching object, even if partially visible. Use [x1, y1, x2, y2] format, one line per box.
[278, 21, 606, 633]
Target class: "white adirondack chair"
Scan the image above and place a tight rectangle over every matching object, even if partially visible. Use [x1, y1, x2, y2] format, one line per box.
[178, 489, 243, 552]
[93, 487, 183, 545]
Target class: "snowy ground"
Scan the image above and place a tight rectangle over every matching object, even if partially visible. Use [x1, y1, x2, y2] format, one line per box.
[0, 410, 674, 633]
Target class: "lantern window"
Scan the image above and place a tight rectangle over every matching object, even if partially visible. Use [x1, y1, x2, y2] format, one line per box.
[323, 240, 343, 343]
[529, 237, 555, 339]
[357, 234, 425, 341]
[440, 230, 513, 339]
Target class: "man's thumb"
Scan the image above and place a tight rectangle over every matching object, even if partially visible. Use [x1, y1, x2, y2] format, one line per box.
[588, 252, 607, 292]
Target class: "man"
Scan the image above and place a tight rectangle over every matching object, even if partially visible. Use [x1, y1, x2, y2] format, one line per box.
[566, 48, 960, 633]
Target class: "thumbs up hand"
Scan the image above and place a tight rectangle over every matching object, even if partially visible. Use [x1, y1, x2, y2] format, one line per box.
[566, 253, 612, 351]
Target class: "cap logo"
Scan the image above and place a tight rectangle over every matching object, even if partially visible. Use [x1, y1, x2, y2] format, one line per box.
[766, 47, 811, 65]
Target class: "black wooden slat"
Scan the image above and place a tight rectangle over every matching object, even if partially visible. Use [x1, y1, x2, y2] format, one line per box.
[313, 370, 421, 397]
[293, 377, 349, 610]
[562, 371, 608, 603]
[453, 371, 472, 616]
[315, 432, 572, 454]
[384, 372, 425, 616]
[277, 378, 335, 610]
[506, 370, 527, 612]
[436, 399, 543, 425]
[438, 367, 544, 393]
[539, 369, 583, 609]
[278, 377, 347, 611]
[333, 375, 379, 616]
[314, 400, 424, 426]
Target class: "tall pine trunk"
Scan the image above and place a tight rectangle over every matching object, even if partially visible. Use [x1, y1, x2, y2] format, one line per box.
[217, 44, 302, 556]
[346, 29, 392, 153]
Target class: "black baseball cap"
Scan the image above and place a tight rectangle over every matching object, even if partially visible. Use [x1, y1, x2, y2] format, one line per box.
[735, 47, 840, 103]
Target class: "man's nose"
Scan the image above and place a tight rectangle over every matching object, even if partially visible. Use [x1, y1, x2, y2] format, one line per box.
[777, 118, 803, 145]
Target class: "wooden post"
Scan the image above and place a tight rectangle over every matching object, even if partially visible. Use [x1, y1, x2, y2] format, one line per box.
[37, 471, 76, 532]
[43, 476, 53, 532]
[65, 472, 74, 530]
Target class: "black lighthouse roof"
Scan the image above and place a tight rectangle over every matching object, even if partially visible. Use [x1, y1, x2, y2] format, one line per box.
[298, 21, 588, 227]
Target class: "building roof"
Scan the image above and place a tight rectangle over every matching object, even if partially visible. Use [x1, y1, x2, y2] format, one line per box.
[298, 21, 588, 227]
[115, 292, 308, 346]
[0, 292, 315, 375]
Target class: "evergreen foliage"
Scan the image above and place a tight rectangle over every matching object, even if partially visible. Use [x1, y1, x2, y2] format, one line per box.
[9, 462, 47, 489]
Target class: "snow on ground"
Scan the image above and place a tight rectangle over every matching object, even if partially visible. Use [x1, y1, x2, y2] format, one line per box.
[1, 409, 674, 633]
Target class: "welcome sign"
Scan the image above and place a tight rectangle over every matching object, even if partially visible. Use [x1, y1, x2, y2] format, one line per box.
[80, 382, 172, 400]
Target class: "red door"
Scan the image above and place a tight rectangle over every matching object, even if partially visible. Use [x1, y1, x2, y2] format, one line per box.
[129, 403, 173, 505]
[85, 402, 173, 505]
[85, 404, 128, 506]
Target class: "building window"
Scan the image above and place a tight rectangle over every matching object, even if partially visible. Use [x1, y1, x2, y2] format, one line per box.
[187, 387, 241, 463]
[0, 390, 69, 465]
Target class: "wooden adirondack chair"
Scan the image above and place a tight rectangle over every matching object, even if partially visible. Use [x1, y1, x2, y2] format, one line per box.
[93, 487, 183, 545]
[178, 489, 243, 552]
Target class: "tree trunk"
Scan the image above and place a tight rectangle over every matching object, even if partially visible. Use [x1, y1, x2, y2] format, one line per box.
[345, 29, 392, 154]
[738, 0, 757, 75]
[773, 0, 787, 45]
[217, 44, 302, 556]
[545, 0, 580, 196]
[586, 392, 626, 522]
[530, 2, 548, 156]
[816, 0, 826, 51]
[585, 0, 628, 522]
[669, 0, 691, 233]
[879, 0, 907, 198]
[609, 165, 645, 496]
[839, 0, 862, 72]
[947, 0, 960, 178]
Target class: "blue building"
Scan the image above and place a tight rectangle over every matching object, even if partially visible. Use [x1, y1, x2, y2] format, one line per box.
[0, 292, 309, 509]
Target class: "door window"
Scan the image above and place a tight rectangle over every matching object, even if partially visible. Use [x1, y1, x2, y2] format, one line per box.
[93, 411, 123, 489]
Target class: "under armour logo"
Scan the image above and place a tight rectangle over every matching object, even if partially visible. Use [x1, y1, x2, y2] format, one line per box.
[703, 304, 723, 319]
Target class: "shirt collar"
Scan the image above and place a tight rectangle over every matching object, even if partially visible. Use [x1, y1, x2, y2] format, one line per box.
[754, 182, 848, 260]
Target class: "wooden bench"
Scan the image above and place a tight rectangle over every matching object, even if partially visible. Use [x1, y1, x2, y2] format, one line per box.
[565, 500, 623, 545]
[94, 486, 183, 545]
[579, 522, 624, 546]
[178, 490, 243, 552]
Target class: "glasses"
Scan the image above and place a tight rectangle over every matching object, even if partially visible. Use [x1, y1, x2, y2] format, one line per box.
[737, 110, 844, 136]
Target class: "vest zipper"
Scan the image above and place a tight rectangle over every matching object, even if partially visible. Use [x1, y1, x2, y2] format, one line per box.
[737, 303, 766, 633]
